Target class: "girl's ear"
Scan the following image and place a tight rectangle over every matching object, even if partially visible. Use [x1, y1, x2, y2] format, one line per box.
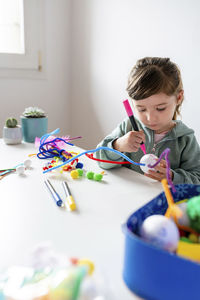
[177, 90, 184, 105]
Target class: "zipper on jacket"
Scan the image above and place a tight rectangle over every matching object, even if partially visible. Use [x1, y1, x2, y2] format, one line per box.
[150, 135, 175, 155]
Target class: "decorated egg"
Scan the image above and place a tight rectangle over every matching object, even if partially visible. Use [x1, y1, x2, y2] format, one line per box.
[140, 214, 180, 252]
[140, 154, 158, 173]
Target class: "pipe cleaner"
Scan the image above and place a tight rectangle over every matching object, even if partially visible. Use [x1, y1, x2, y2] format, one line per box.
[148, 148, 175, 192]
[39, 129, 175, 191]
[37, 129, 82, 161]
[42, 146, 145, 174]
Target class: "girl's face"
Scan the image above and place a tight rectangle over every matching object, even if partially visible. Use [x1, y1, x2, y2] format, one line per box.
[133, 92, 183, 133]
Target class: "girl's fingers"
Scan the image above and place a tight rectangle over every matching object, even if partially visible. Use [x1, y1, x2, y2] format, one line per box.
[144, 171, 165, 182]
[132, 131, 145, 142]
[144, 172, 159, 181]
[154, 165, 165, 174]
[148, 169, 162, 178]
[135, 137, 143, 143]
[144, 159, 173, 182]
[159, 159, 166, 167]
[152, 159, 167, 174]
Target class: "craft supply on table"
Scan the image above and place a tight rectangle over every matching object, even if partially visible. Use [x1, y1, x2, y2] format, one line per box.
[44, 179, 63, 207]
[62, 181, 76, 211]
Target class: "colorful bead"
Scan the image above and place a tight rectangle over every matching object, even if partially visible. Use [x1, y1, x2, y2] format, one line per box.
[76, 162, 83, 169]
[94, 173, 103, 181]
[86, 171, 94, 179]
[78, 258, 95, 275]
[188, 233, 199, 243]
[70, 170, 79, 179]
[77, 168, 84, 176]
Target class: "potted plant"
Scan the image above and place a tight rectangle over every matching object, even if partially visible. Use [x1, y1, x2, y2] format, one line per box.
[3, 117, 22, 144]
[21, 107, 48, 143]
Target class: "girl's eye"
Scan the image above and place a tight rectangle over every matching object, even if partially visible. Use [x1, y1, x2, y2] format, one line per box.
[138, 109, 146, 112]
[157, 107, 166, 111]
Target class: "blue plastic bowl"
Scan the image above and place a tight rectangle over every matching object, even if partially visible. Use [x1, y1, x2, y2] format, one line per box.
[122, 184, 200, 300]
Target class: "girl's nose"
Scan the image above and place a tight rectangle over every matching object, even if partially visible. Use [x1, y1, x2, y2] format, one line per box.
[146, 112, 157, 122]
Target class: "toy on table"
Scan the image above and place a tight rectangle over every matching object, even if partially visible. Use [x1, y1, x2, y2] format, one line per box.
[36, 129, 85, 174]
[161, 178, 183, 220]
[139, 178, 182, 252]
[44, 179, 63, 207]
[37, 129, 81, 162]
[70, 169, 104, 181]
[187, 195, 200, 232]
[85, 171, 103, 181]
[39, 130, 145, 170]
[176, 194, 200, 262]
[139, 178, 200, 263]
[40, 130, 175, 186]
[62, 181, 76, 211]
[0, 256, 94, 300]
[0, 168, 15, 180]
[44, 179, 77, 211]
[70, 169, 80, 179]
[140, 214, 180, 252]
[0, 159, 32, 179]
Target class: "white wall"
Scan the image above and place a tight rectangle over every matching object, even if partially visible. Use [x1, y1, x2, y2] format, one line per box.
[0, 0, 71, 137]
[70, 0, 200, 148]
[1, 0, 200, 149]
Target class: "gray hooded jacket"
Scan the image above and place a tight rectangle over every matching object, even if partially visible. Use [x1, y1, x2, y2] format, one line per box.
[96, 118, 200, 184]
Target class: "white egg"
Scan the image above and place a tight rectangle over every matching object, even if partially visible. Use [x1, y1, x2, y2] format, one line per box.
[140, 154, 158, 173]
[16, 165, 25, 175]
[140, 214, 180, 252]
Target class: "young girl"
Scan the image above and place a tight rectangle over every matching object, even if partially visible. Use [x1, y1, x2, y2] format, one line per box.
[96, 57, 200, 184]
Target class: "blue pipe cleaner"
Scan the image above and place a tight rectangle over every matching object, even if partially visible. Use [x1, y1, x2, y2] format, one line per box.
[43, 146, 145, 174]
[37, 128, 75, 161]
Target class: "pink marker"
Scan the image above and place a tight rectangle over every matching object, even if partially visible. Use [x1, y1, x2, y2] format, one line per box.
[123, 99, 146, 155]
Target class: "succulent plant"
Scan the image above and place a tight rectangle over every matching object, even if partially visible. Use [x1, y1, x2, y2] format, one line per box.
[6, 117, 18, 128]
[22, 107, 46, 118]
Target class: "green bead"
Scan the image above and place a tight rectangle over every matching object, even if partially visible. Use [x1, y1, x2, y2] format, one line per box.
[180, 237, 192, 243]
[77, 168, 83, 176]
[187, 195, 200, 232]
[86, 171, 94, 179]
[94, 173, 103, 181]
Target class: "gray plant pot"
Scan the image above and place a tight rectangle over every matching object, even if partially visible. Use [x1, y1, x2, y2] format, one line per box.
[3, 125, 22, 145]
[21, 116, 48, 143]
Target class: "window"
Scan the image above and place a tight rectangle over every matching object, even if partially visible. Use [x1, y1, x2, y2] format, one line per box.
[0, 0, 44, 72]
[0, 0, 24, 54]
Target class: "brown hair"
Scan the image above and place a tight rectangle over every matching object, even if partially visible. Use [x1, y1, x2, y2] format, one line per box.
[126, 57, 183, 120]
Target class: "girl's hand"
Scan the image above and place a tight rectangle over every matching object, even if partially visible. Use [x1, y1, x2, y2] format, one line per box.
[113, 131, 145, 153]
[144, 159, 173, 182]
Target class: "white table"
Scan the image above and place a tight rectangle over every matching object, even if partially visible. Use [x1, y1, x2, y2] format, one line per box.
[0, 140, 163, 299]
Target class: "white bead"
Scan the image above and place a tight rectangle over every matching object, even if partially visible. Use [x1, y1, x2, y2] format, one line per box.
[140, 154, 158, 173]
[24, 159, 32, 168]
[16, 165, 25, 175]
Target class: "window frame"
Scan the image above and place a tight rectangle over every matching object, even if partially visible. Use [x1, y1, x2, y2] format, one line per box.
[0, 0, 45, 75]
